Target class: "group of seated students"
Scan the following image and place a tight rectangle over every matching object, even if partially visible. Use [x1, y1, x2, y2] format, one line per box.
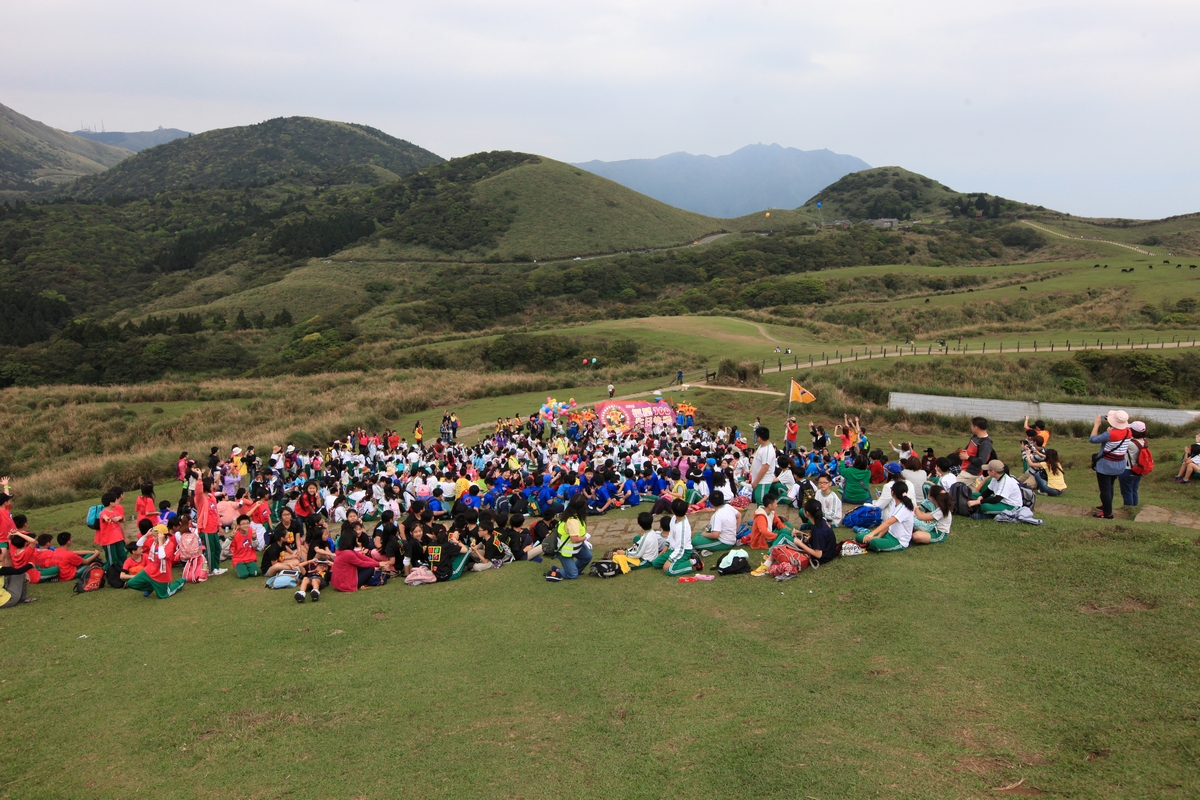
[0, 407, 1080, 603]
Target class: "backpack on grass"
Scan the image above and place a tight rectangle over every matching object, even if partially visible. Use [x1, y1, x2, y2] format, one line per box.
[1020, 483, 1036, 511]
[717, 549, 752, 575]
[265, 570, 299, 589]
[182, 557, 208, 584]
[590, 560, 620, 578]
[842, 504, 882, 530]
[74, 563, 106, 593]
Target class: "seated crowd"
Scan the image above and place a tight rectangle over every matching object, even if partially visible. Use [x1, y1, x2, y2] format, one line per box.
[0, 403, 1154, 603]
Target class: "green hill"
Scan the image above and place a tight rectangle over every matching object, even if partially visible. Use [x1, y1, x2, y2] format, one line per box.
[800, 166, 1038, 222]
[0, 102, 131, 191]
[68, 116, 444, 198]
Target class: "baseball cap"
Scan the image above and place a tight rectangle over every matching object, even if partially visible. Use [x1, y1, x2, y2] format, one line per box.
[987, 459, 1006, 473]
[885, 462, 903, 474]
[1130, 420, 1147, 433]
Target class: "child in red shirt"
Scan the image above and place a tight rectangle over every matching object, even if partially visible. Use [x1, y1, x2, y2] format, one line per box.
[230, 516, 261, 579]
[95, 488, 129, 568]
[135, 483, 159, 527]
[50, 531, 102, 581]
[124, 524, 184, 598]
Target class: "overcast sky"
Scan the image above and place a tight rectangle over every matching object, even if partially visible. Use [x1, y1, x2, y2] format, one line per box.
[4, 0, 1198, 218]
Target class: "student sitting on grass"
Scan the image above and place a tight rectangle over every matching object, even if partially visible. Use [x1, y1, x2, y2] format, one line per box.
[691, 490, 739, 554]
[331, 528, 384, 592]
[912, 485, 953, 545]
[814, 474, 843, 527]
[652, 498, 694, 576]
[1028, 449, 1067, 496]
[119, 540, 144, 583]
[748, 492, 794, 552]
[125, 524, 185, 598]
[294, 557, 331, 602]
[854, 483, 915, 552]
[840, 454, 874, 505]
[795, 499, 839, 564]
[1175, 444, 1200, 484]
[966, 460, 1023, 518]
[230, 515, 261, 579]
[260, 528, 302, 578]
[50, 532, 102, 581]
[8, 524, 53, 584]
[624, 511, 664, 568]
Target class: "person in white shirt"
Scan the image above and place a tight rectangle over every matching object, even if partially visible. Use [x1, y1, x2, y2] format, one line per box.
[692, 491, 740, 553]
[967, 460, 1023, 516]
[652, 498, 694, 576]
[814, 474, 843, 527]
[912, 485, 953, 545]
[855, 482, 915, 552]
[750, 427, 777, 504]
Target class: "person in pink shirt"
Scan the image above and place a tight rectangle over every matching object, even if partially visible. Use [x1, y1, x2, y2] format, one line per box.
[331, 529, 382, 592]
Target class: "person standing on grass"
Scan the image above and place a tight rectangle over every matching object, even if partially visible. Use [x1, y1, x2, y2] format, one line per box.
[194, 476, 226, 575]
[1090, 410, 1131, 519]
[749, 427, 777, 504]
[784, 417, 799, 454]
[1119, 421, 1148, 507]
[96, 488, 129, 569]
[607, 383, 615, 399]
[413, 421, 424, 450]
[0, 478, 14, 553]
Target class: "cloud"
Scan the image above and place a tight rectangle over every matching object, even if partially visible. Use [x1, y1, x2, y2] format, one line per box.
[2, 0, 1198, 216]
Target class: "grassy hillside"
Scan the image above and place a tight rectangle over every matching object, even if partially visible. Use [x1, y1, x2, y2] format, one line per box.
[68, 116, 444, 198]
[477, 159, 722, 259]
[0, 102, 131, 191]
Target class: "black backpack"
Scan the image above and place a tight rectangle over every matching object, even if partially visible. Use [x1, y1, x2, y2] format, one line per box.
[948, 481, 975, 517]
[717, 552, 752, 575]
[105, 564, 127, 589]
[74, 563, 106, 593]
[590, 560, 620, 578]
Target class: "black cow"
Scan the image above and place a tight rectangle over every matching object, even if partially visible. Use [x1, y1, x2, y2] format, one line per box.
[1020, 285, 1028, 290]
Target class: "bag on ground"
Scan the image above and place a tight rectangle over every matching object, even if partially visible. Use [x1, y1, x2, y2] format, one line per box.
[404, 566, 437, 585]
[842, 504, 882, 529]
[182, 556, 208, 584]
[176, 530, 202, 561]
[264, 570, 299, 589]
[590, 560, 620, 578]
[717, 549, 752, 575]
[73, 562, 106, 593]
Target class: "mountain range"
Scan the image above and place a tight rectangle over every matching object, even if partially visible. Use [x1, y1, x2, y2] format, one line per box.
[574, 144, 871, 218]
[73, 127, 192, 153]
[0, 102, 131, 191]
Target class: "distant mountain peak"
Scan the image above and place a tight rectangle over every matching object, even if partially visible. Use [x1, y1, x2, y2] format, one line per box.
[574, 145, 870, 218]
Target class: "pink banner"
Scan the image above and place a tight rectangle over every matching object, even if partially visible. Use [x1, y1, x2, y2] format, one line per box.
[594, 400, 675, 434]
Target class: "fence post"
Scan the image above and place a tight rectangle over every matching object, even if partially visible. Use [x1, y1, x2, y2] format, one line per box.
[809, 354, 813, 365]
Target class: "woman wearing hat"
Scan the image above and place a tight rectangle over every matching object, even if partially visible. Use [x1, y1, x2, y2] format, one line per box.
[1120, 421, 1149, 506]
[1090, 410, 1131, 519]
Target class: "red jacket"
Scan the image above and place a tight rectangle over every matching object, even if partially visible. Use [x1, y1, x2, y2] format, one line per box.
[332, 548, 378, 592]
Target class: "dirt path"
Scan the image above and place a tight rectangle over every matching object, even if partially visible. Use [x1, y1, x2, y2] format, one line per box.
[1019, 219, 1156, 256]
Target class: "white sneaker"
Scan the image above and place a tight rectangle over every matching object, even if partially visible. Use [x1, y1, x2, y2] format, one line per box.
[210, 568, 227, 576]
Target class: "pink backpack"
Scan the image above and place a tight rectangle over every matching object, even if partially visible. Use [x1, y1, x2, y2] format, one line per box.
[183, 557, 208, 583]
[404, 566, 437, 585]
[176, 530, 202, 561]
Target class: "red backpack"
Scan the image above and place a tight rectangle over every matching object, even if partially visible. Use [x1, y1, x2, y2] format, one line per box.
[1132, 443, 1155, 475]
[74, 563, 106, 593]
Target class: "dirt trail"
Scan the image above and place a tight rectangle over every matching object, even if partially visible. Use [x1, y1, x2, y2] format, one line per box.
[1019, 219, 1155, 256]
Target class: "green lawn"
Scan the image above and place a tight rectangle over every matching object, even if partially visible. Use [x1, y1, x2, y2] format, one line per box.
[1, 514, 1197, 799]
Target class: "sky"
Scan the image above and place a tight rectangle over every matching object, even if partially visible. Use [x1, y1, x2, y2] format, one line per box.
[4, 0, 1199, 218]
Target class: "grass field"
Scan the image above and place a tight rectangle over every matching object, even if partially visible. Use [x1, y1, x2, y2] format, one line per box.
[2, 513, 1197, 800]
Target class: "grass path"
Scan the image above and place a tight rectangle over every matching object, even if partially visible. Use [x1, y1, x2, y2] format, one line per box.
[1020, 219, 1156, 256]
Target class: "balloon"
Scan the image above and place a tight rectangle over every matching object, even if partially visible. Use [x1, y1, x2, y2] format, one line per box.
[765, 212, 771, 218]
[591, 358, 597, 364]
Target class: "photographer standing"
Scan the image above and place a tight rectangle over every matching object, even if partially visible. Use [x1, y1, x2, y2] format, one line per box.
[1090, 410, 1131, 520]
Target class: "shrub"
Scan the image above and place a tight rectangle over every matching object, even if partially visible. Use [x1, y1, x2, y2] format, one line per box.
[1060, 377, 1087, 396]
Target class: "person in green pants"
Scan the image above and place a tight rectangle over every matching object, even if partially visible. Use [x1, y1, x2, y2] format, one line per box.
[855, 483, 915, 552]
[750, 427, 779, 504]
[691, 491, 740, 553]
[194, 476, 227, 576]
[966, 460, 1023, 518]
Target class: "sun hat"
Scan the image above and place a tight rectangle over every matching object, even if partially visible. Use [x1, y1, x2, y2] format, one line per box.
[986, 459, 1006, 473]
[231, 446, 242, 456]
[1106, 410, 1130, 429]
[1130, 420, 1147, 433]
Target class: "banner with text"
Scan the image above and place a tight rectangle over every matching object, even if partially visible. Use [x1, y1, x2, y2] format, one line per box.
[595, 400, 676, 434]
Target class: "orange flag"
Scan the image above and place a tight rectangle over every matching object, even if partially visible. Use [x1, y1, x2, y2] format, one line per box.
[790, 379, 816, 404]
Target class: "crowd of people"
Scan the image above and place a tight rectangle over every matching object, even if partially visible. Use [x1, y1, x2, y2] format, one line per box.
[0, 400, 1166, 605]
